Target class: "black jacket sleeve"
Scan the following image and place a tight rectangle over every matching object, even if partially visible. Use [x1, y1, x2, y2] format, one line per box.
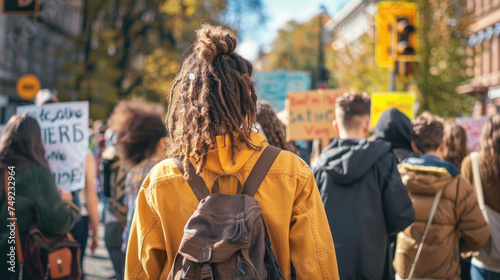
[380, 154, 415, 236]
[312, 164, 328, 206]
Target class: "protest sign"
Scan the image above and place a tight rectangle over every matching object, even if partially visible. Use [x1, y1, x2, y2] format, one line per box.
[254, 71, 311, 112]
[457, 116, 488, 152]
[17, 101, 89, 191]
[371, 92, 415, 128]
[286, 90, 344, 141]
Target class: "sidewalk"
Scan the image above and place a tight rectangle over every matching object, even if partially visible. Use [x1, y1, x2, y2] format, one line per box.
[82, 224, 115, 280]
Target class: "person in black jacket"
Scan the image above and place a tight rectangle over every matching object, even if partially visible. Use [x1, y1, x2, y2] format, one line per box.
[312, 93, 415, 280]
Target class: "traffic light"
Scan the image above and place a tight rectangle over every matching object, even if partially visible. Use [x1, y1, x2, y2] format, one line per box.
[395, 16, 417, 60]
[376, 2, 419, 67]
[396, 18, 415, 55]
[396, 61, 416, 80]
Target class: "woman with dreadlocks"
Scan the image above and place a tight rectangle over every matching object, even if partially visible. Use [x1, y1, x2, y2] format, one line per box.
[125, 24, 339, 279]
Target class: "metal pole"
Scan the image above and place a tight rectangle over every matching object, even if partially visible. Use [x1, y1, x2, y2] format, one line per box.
[389, 68, 396, 92]
[317, 8, 324, 89]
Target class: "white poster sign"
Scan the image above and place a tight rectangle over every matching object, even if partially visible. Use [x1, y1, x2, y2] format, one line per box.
[17, 101, 89, 191]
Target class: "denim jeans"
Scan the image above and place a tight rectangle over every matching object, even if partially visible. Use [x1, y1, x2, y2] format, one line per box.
[105, 221, 126, 280]
[471, 264, 500, 280]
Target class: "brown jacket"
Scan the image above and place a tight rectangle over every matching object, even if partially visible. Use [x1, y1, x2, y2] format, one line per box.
[461, 154, 500, 213]
[394, 157, 490, 279]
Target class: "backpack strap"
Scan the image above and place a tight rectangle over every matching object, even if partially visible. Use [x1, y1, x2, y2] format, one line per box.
[470, 152, 486, 208]
[470, 152, 489, 224]
[407, 188, 443, 280]
[172, 158, 210, 201]
[242, 145, 281, 197]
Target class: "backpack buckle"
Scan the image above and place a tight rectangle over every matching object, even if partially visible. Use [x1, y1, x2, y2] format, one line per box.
[198, 247, 212, 263]
[201, 263, 214, 280]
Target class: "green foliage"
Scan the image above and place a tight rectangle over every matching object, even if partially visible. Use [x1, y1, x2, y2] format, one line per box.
[413, 0, 475, 117]
[328, 33, 389, 94]
[264, 1, 475, 118]
[58, 0, 265, 120]
[266, 15, 331, 89]
[329, 0, 474, 117]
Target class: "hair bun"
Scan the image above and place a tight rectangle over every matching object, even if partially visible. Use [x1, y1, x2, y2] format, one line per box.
[194, 24, 237, 63]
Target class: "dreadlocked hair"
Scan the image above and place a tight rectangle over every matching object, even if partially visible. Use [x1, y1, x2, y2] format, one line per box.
[167, 24, 259, 177]
[256, 101, 291, 151]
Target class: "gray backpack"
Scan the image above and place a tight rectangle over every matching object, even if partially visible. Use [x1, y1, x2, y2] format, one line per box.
[168, 145, 285, 280]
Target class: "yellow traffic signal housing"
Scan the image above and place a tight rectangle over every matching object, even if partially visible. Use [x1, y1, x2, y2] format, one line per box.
[376, 2, 419, 68]
[396, 61, 416, 81]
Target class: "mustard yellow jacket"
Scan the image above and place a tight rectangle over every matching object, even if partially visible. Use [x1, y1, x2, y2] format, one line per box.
[125, 132, 339, 279]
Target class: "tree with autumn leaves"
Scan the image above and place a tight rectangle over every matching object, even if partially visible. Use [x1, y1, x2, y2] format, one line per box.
[259, 14, 331, 89]
[57, 0, 265, 120]
[263, 0, 475, 117]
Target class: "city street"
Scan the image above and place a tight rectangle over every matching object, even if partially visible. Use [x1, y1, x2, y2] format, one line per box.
[82, 225, 115, 280]
[1, 0, 500, 279]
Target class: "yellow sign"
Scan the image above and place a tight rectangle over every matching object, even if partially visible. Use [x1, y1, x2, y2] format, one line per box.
[376, 1, 419, 68]
[286, 90, 345, 141]
[16, 74, 41, 101]
[371, 92, 415, 128]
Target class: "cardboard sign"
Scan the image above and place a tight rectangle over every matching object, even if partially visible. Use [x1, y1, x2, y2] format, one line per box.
[371, 92, 415, 128]
[0, 0, 40, 16]
[17, 102, 89, 191]
[286, 90, 344, 141]
[456, 116, 488, 152]
[254, 71, 311, 112]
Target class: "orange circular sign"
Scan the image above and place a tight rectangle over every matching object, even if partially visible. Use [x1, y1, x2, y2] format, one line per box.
[16, 74, 41, 101]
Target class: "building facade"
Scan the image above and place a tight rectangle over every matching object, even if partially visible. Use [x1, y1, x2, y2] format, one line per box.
[459, 0, 500, 113]
[0, 0, 82, 124]
[324, 0, 376, 51]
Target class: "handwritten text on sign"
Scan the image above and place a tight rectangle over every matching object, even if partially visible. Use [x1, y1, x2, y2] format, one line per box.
[371, 92, 415, 128]
[456, 117, 488, 152]
[286, 90, 344, 141]
[17, 102, 89, 191]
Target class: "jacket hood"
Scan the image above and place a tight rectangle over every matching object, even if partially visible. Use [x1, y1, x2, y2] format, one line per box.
[198, 131, 268, 175]
[315, 138, 392, 185]
[399, 155, 460, 195]
[374, 108, 412, 151]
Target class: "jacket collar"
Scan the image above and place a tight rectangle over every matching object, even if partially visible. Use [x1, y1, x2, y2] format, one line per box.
[202, 131, 267, 175]
[400, 155, 460, 177]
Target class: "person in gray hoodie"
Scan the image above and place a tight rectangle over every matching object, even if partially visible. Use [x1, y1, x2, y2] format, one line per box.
[312, 93, 415, 280]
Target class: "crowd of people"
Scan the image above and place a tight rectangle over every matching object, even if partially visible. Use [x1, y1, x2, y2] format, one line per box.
[1, 23, 500, 280]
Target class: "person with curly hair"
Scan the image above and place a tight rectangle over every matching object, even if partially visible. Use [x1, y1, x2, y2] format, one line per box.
[256, 100, 296, 153]
[104, 98, 167, 280]
[125, 24, 339, 279]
